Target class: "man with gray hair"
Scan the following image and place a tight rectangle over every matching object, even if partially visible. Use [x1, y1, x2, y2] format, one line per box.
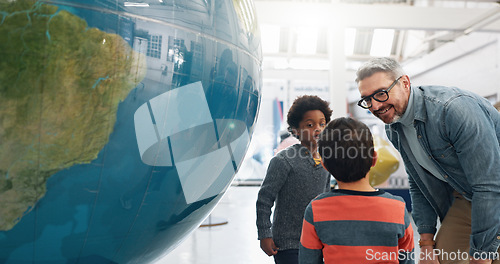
[356, 57, 500, 264]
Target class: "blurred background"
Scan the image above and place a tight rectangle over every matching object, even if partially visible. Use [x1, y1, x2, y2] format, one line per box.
[236, 0, 500, 188]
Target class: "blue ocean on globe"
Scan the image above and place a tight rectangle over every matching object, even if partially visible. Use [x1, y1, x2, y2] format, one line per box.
[0, 0, 262, 263]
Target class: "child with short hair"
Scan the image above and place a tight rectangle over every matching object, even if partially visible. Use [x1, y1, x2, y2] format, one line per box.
[256, 95, 333, 264]
[299, 117, 414, 264]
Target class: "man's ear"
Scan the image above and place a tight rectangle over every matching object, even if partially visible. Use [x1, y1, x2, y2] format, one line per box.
[371, 150, 378, 168]
[401, 75, 411, 90]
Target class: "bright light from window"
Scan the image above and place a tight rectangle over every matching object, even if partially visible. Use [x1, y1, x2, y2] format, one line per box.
[404, 30, 426, 57]
[289, 58, 329, 70]
[344, 28, 356, 56]
[236, 0, 257, 33]
[296, 27, 317, 55]
[124, 2, 149, 7]
[261, 24, 280, 53]
[370, 29, 395, 57]
[272, 58, 289, 69]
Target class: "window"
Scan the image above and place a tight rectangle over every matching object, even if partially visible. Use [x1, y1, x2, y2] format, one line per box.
[147, 35, 162, 59]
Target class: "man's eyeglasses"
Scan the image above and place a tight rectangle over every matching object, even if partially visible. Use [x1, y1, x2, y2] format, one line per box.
[357, 76, 402, 109]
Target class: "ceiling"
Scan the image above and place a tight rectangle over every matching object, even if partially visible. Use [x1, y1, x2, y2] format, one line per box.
[252, 0, 500, 117]
[254, 0, 500, 72]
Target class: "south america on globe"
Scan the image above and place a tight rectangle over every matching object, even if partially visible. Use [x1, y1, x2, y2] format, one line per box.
[0, 0, 145, 231]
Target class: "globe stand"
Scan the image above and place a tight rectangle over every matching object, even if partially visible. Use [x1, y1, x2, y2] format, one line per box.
[199, 214, 228, 227]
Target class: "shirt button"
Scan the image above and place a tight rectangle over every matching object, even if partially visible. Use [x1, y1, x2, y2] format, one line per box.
[418, 135, 422, 138]
[497, 236, 500, 240]
[444, 175, 448, 178]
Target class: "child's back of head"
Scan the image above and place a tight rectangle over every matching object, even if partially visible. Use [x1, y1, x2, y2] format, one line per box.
[318, 117, 374, 183]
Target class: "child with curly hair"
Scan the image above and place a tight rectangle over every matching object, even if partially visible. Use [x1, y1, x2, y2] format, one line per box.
[256, 95, 333, 264]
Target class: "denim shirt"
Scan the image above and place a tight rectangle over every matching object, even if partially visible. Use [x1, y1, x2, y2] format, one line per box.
[386, 86, 500, 255]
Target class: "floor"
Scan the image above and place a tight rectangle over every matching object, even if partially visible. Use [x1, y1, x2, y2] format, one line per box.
[155, 185, 421, 264]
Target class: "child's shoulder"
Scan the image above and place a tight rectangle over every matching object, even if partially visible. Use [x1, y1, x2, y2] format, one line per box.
[310, 189, 339, 201]
[274, 143, 302, 158]
[312, 190, 407, 210]
[377, 191, 406, 203]
[317, 189, 405, 202]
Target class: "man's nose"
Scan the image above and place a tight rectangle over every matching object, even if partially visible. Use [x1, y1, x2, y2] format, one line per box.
[370, 99, 384, 111]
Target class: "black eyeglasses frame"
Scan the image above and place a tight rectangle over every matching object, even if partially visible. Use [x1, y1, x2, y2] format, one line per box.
[357, 76, 403, 109]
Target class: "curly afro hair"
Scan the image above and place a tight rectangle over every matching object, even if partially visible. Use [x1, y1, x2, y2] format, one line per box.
[287, 95, 333, 131]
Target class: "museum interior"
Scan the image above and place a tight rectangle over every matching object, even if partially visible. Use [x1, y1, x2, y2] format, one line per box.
[160, 0, 500, 263]
[0, 0, 499, 263]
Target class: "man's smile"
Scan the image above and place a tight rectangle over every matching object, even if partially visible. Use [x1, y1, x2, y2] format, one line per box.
[374, 106, 392, 115]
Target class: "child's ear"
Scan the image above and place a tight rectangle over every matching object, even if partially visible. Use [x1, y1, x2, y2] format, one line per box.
[290, 128, 298, 137]
[321, 160, 328, 172]
[371, 150, 378, 168]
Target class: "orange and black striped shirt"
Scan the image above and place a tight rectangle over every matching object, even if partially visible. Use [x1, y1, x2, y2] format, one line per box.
[299, 189, 414, 264]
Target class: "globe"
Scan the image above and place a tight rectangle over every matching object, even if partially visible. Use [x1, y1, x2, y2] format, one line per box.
[0, 0, 262, 263]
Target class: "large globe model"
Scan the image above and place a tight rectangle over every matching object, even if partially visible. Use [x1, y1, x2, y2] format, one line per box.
[0, 0, 262, 263]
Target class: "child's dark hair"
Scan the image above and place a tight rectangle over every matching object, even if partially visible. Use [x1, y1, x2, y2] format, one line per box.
[287, 95, 332, 131]
[318, 117, 374, 183]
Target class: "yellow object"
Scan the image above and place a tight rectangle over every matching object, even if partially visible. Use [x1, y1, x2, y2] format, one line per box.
[369, 135, 400, 187]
